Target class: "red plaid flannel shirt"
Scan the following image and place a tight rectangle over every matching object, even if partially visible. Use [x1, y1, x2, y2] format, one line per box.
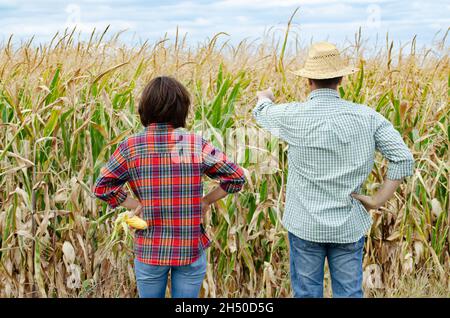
[93, 123, 245, 266]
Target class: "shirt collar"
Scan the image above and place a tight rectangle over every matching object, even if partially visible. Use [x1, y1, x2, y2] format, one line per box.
[308, 88, 341, 100]
[145, 123, 173, 130]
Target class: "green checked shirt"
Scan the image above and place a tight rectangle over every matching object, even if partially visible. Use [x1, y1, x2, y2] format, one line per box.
[253, 88, 414, 243]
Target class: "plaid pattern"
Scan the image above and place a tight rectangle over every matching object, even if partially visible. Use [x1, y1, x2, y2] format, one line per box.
[253, 88, 414, 243]
[93, 123, 245, 266]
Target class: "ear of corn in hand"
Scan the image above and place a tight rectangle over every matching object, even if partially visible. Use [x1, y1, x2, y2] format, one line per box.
[123, 213, 148, 230]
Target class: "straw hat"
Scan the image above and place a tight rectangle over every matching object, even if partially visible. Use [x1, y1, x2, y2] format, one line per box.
[292, 42, 359, 79]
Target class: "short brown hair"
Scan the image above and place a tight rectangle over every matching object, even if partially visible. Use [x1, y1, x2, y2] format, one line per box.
[138, 76, 191, 128]
[310, 76, 342, 88]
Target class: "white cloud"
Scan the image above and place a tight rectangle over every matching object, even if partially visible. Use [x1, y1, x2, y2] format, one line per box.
[0, 0, 447, 47]
[213, 0, 392, 8]
[192, 18, 212, 26]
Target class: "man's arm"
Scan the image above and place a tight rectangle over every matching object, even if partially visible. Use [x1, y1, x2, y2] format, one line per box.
[352, 112, 414, 210]
[352, 179, 403, 210]
[253, 88, 287, 139]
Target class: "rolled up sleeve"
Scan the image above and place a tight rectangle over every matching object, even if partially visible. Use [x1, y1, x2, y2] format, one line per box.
[201, 139, 246, 193]
[93, 141, 130, 208]
[374, 113, 415, 180]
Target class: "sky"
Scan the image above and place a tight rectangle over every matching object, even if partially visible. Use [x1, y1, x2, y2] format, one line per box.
[0, 0, 448, 49]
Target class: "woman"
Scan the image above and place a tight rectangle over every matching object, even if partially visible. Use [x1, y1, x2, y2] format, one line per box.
[93, 76, 246, 298]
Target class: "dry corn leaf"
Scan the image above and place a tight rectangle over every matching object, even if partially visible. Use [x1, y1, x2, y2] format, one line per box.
[62, 241, 76, 265]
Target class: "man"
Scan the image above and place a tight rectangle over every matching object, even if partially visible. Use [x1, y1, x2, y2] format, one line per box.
[253, 42, 414, 298]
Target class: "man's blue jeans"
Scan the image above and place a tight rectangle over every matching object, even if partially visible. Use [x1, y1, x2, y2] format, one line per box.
[288, 232, 365, 298]
[134, 251, 207, 298]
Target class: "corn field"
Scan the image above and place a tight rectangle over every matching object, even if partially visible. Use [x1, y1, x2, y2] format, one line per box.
[0, 25, 449, 297]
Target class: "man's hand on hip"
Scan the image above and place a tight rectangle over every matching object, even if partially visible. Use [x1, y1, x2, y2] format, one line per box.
[351, 193, 380, 211]
[352, 178, 403, 212]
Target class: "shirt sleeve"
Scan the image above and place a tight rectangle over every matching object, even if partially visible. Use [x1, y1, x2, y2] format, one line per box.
[373, 113, 415, 180]
[201, 139, 246, 193]
[252, 98, 288, 139]
[93, 140, 130, 208]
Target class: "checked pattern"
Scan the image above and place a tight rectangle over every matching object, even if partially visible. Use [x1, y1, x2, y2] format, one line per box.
[253, 88, 414, 243]
[94, 123, 246, 266]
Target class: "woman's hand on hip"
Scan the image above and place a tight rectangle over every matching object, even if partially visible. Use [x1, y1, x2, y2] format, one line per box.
[201, 197, 211, 214]
[133, 203, 144, 217]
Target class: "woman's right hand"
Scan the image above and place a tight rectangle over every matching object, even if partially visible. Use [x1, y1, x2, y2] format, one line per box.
[133, 203, 144, 217]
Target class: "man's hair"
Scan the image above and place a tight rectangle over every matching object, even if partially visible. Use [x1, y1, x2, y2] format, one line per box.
[138, 76, 191, 128]
[310, 76, 342, 88]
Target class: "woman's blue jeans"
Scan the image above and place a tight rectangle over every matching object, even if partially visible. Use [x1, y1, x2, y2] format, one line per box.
[288, 232, 365, 298]
[134, 251, 207, 298]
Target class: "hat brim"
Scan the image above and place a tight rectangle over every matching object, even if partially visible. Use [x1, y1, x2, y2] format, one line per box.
[290, 66, 359, 79]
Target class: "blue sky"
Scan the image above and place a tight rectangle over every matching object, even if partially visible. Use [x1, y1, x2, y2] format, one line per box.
[0, 0, 448, 48]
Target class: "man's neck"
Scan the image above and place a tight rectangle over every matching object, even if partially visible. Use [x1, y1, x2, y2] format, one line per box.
[309, 86, 338, 92]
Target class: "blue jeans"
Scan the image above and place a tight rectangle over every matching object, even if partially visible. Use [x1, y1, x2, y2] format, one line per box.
[134, 251, 207, 298]
[288, 232, 365, 298]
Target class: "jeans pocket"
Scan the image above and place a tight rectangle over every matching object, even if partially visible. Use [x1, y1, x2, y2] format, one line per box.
[182, 251, 207, 276]
[289, 232, 322, 251]
[335, 237, 365, 252]
[134, 258, 169, 281]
